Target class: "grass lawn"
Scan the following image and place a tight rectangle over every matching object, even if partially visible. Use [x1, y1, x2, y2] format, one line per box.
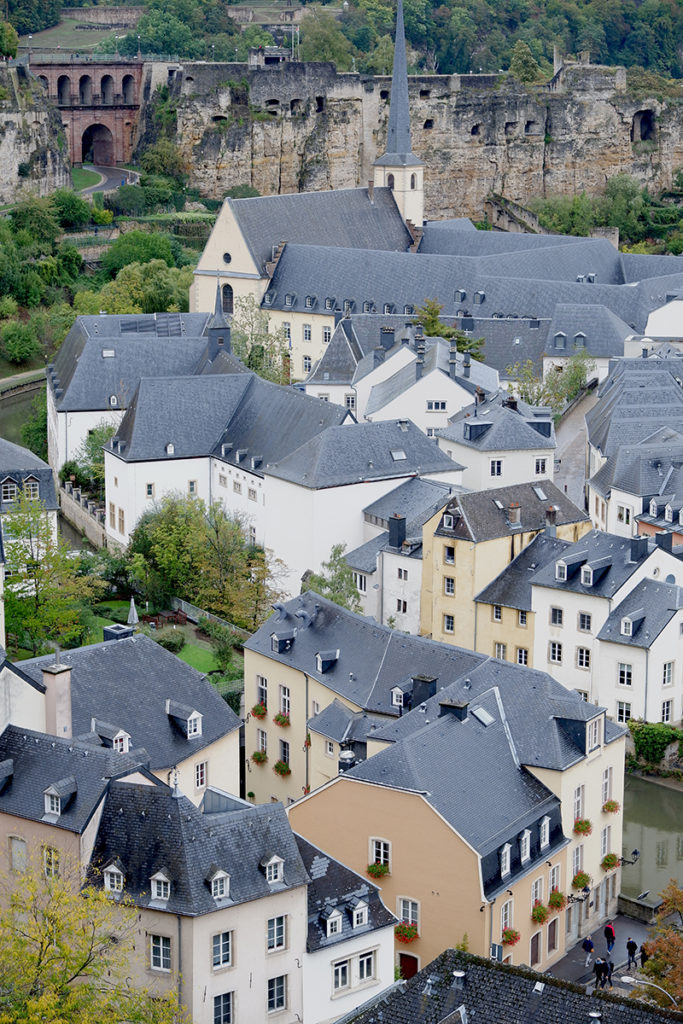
[72, 167, 101, 191]
[19, 20, 118, 53]
[178, 645, 218, 673]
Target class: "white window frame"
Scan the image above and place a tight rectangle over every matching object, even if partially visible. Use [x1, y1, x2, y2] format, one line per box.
[152, 875, 170, 901]
[370, 838, 391, 869]
[333, 959, 350, 992]
[663, 661, 674, 686]
[398, 897, 419, 927]
[44, 793, 60, 816]
[577, 646, 590, 669]
[516, 647, 528, 666]
[662, 699, 673, 723]
[500, 842, 511, 878]
[494, 642, 507, 660]
[549, 641, 562, 664]
[187, 712, 202, 737]
[540, 815, 550, 850]
[600, 825, 611, 858]
[267, 915, 286, 951]
[358, 950, 375, 982]
[443, 613, 454, 633]
[327, 911, 342, 937]
[267, 975, 287, 1012]
[601, 766, 612, 804]
[535, 458, 546, 476]
[555, 562, 567, 581]
[490, 459, 503, 477]
[279, 685, 290, 716]
[104, 866, 124, 892]
[518, 609, 527, 626]
[579, 612, 592, 632]
[520, 829, 531, 864]
[214, 992, 233, 1024]
[353, 903, 368, 928]
[151, 934, 171, 972]
[266, 858, 283, 884]
[493, 604, 502, 621]
[211, 872, 229, 899]
[213, 930, 232, 969]
[617, 504, 631, 525]
[618, 663, 632, 687]
[573, 785, 584, 821]
[501, 898, 513, 932]
[617, 700, 631, 723]
[444, 576, 455, 596]
[195, 761, 207, 789]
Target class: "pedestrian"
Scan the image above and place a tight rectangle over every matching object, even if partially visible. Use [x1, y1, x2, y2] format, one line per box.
[604, 919, 616, 953]
[582, 935, 595, 967]
[593, 957, 606, 988]
[626, 936, 638, 969]
[640, 943, 649, 969]
[605, 959, 614, 988]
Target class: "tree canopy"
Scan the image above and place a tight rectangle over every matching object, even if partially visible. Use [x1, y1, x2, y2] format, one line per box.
[303, 543, 361, 613]
[635, 879, 683, 1008]
[413, 298, 485, 361]
[230, 294, 290, 384]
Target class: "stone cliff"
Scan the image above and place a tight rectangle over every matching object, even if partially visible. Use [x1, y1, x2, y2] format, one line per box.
[0, 63, 70, 204]
[149, 60, 683, 220]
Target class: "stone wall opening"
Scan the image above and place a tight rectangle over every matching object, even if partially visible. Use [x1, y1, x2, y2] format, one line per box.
[101, 74, 114, 104]
[631, 109, 655, 142]
[122, 74, 136, 104]
[57, 74, 71, 105]
[82, 123, 114, 164]
[79, 75, 92, 105]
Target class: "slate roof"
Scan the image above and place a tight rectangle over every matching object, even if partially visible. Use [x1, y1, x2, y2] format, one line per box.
[530, 530, 655, 598]
[308, 699, 388, 743]
[89, 782, 308, 916]
[436, 480, 587, 543]
[438, 391, 555, 452]
[589, 427, 683, 501]
[228, 188, 411, 276]
[294, 834, 395, 953]
[597, 578, 682, 649]
[586, 358, 683, 458]
[307, 315, 418, 387]
[545, 303, 632, 359]
[0, 438, 57, 512]
[453, 315, 550, 377]
[418, 223, 587, 255]
[19, 635, 240, 770]
[0, 726, 154, 834]
[245, 591, 486, 715]
[342, 948, 682, 1024]
[475, 533, 571, 610]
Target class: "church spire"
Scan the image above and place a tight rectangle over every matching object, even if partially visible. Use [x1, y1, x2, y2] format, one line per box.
[384, 0, 412, 158]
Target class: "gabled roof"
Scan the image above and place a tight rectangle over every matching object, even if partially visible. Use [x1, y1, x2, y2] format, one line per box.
[438, 391, 555, 452]
[437, 480, 587, 543]
[89, 783, 308, 916]
[475, 533, 571, 610]
[589, 428, 683, 500]
[294, 834, 395, 953]
[545, 302, 631, 359]
[19, 635, 240, 770]
[530, 530, 654, 598]
[598, 578, 683, 649]
[0, 439, 58, 512]
[586, 358, 683, 457]
[307, 699, 387, 743]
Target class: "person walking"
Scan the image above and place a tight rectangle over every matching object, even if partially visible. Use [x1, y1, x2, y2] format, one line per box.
[605, 959, 614, 988]
[593, 957, 606, 988]
[640, 943, 649, 969]
[604, 920, 616, 953]
[626, 936, 638, 969]
[583, 935, 595, 967]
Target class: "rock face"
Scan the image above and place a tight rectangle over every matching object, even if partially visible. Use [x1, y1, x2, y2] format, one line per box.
[156, 60, 683, 220]
[0, 64, 70, 204]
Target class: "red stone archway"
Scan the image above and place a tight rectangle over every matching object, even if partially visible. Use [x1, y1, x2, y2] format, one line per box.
[82, 123, 114, 164]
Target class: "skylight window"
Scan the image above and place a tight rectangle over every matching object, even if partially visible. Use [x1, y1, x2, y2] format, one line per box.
[390, 449, 407, 461]
[533, 486, 547, 501]
[102, 348, 116, 358]
[471, 706, 495, 727]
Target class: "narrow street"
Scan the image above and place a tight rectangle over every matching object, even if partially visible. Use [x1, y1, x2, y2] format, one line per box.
[553, 389, 599, 511]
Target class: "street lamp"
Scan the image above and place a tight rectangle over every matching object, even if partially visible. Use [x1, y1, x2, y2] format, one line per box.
[620, 976, 678, 1008]
[567, 885, 591, 904]
[619, 849, 640, 866]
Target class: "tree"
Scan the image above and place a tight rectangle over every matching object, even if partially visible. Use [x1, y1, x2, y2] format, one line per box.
[413, 298, 485, 361]
[9, 198, 61, 248]
[509, 40, 542, 82]
[51, 189, 91, 230]
[0, 851, 184, 1023]
[102, 230, 175, 278]
[20, 389, 47, 462]
[140, 139, 187, 184]
[74, 420, 117, 500]
[0, 21, 18, 58]
[231, 294, 290, 384]
[635, 879, 683, 1007]
[3, 491, 105, 656]
[505, 350, 595, 416]
[0, 320, 40, 365]
[299, 8, 355, 69]
[303, 543, 361, 612]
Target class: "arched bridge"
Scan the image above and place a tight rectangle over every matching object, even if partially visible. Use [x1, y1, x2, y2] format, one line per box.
[29, 56, 143, 165]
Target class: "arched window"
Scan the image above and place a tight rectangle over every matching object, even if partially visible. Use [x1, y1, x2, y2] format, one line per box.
[79, 75, 92, 105]
[57, 75, 71, 105]
[122, 75, 135, 104]
[410, 173, 416, 189]
[222, 284, 233, 314]
[387, 174, 395, 189]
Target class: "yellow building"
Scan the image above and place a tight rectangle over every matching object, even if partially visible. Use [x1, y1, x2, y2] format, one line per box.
[420, 480, 590, 650]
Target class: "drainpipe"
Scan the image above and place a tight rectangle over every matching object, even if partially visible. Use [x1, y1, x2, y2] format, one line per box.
[473, 600, 478, 651]
[176, 914, 183, 1009]
[488, 900, 495, 956]
[379, 548, 385, 625]
[643, 649, 649, 723]
[304, 673, 310, 793]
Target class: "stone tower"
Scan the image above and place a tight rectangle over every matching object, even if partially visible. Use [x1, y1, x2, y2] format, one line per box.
[373, 0, 424, 227]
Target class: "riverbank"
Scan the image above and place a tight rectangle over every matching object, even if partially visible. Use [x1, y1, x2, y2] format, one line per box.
[628, 768, 683, 793]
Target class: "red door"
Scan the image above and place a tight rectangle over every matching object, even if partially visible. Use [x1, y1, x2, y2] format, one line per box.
[400, 953, 419, 979]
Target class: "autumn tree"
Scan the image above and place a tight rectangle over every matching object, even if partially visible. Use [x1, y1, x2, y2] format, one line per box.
[0, 851, 185, 1023]
[413, 298, 485, 361]
[303, 543, 361, 613]
[230, 294, 290, 384]
[634, 879, 683, 1008]
[3, 492, 105, 656]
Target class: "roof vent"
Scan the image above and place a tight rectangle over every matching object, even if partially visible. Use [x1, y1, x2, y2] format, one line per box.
[532, 981, 545, 994]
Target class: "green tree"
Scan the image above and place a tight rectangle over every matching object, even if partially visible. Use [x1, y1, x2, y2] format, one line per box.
[234, 25, 276, 61]
[303, 543, 361, 612]
[0, 320, 40, 365]
[102, 231, 175, 278]
[20, 389, 47, 462]
[140, 139, 187, 184]
[3, 491, 105, 656]
[0, 851, 185, 1023]
[299, 8, 355, 69]
[74, 420, 117, 500]
[231, 294, 290, 384]
[506, 350, 595, 416]
[9, 198, 60, 247]
[413, 298, 485, 360]
[509, 39, 543, 82]
[0, 21, 18, 58]
[51, 189, 91, 229]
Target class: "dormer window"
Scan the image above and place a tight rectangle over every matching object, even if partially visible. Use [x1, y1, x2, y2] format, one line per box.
[327, 910, 342, 937]
[113, 731, 130, 753]
[621, 618, 632, 637]
[166, 443, 175, 456]
[581, 566, 593, 586]
[650, 498, 657, 516]
[262, 855, 284, 884]
[263, 292, 274, 306]
[665, 505, 673, 523]
[391, 687, 403, 708]
[500, 842, 511, 878]
[209, 870, 230, 900]
[363, 301, 373, 313]
[555, 561, 567, 581]
[474, 290, 485, 304]
[343, 299, 352, 313]
[43, 776, 76, 819]
[104, 865, 124, 892]
[1, 479, 18, 502]
[151, 871, 171, 901]
[325, 297, 335, 310]
[352, 901, 368, 927]
[587, 716, 601, 751]
[285, 293, 294, 307]
[540, 816, 550, 850]
[109, 395, 118, 407]
[520, 829, 531, 864]
[383, 303, 395, 314]
[24, 478, 39, 499]
[45, 793, 60, 816]
[443, 514, 454, 529]
[455, 289, 466, 302]
[574, 332, 586, 348]
[554, 332, 566, 350]
[404, 305, 414, 315]
[187, 712, 202, 738]
[305, 296, 314, 309]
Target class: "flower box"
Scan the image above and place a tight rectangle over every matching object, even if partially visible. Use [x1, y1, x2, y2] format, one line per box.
[572, 871, 591, 890]
[602, 800, 620, 814]
[273, 712, 291, 727]
[548, 890, 567, 912]
[573, 818, 592, 836]
[252, 750, 268, 764]
[502, 928, 520, 947]
[273, 760, 291, 776]
[367, 862, 389, 879]
[601, 852, 619, 872]
[531, 900, 549, 924]
[395, 922, 418, 943]
[251, 703, 267, 719]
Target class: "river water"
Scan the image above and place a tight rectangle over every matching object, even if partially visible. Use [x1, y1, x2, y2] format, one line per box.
[0, 388, 38, 445]
[621, 773, 683, 901]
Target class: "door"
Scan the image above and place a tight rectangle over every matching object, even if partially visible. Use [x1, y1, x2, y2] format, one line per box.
[566, 903, 579, 945]
[548, 917, 558, 955]
[530, 931, 541, 967]
[399, 953, 419, 979]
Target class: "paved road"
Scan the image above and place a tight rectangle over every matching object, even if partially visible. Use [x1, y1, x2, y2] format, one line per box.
[78, 164, 139, 194]
[553, 389, 599, 511]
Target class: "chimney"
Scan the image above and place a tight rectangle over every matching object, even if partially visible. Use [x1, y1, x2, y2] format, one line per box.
[508, 502, 521, 525]
[389, 513, 406, 548]
[338, 750, 356, 774]
[380, 326, 395, 351]
[642, 347, 648, 359]
[503, 395, 518, 412]
[655, 531, 673, 552]
[439, 699, 468, 721]
[475, 385, 485, 405]
[368, 179, 374, 203]
[463, 351, 471, 378]
[545, 505, 557, 536]
[449, 339, 457, 380]
[630, 535, 648, 561]
[373, 346, 386, 367]
[103, 623, 134, 642]
[412, 675, 437, 706]
[42, 655, 72, 739]
[416, 340, 425, 380]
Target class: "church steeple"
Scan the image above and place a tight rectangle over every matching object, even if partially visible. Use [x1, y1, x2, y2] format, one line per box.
[374, 0, 424, 227]
[206, 280, 232, 360]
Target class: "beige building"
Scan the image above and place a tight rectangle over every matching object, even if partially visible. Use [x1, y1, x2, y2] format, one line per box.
[420, 480, 590, 650]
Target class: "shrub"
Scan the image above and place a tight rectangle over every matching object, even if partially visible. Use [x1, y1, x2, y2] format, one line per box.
[548, 890, 567, 911]
[1, 321, 40, 364]
[502, 928, 520, 946]
[573, 818, 592, 836]
[156, 632, 185, 654]
[91, 207, 113, 226]
[629, 721, 681, 763]
[367, 862, 389, 879]
[601, 853, 619, 872]
[273, 759, 291, 776]
[252, 750, 267, 764]
[531, 901, 549, 924]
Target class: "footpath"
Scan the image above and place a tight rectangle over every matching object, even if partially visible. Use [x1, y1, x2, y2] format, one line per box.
[549, 911, 651, 996]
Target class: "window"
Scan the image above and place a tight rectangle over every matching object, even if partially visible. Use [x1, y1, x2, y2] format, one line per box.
[323, 326, 331, 344]
[500, 843, 511, 877]
[392, 688, 404, 708]
[573, 785, 584, 820]
[531, 877, 543, 906]
[443, 514, 454, 530]
[371, 839, 390, 869]
[248, 487, 257, 501]
[219, 473, 227, 487]
[43, 846, 59, 878]
[577, 647, 590, 669]
[495, 643, 507, 660]
[501, 899, 512, 932]
[333, 960, 349, 991]
[257, 675, 268, 708]
[443, 614, 454, 633]
[548, 916, 558, 953]
[326, 740, 334, 757]
[303, 324, 311, 342]
[187, 713, 202, 737]
[581, 567, 593, 586]
[353, 904, 368, 927]
[621, 618, 632, 637]
[233, 480, 242, 494]
[587, 717, 601, 750]
[345, 393, 356, 411]
[551, 607, 563, 626]
[212, 874, 228, 899]
[358, 950, 375, 981]
[490, 459, 502, 477]
[555, 562, 567, 581]
[279, 685, 290, 716]
[45, 793, 60, 816]
[257, 729, 268, 754]
[145, 482, 155, 499]
[398, 567, 408, 580]
[618, 663, 632, 687]
[540, 816, 550, 849]
[426, 400, 446, 411]
[214, 993, 232, 1024]
[353, 572, 367, 593]
[601, 766, 613, 804]
[444, 546, 455, 564]
[493, 604, 502, 622]
[1, 480, 17, 502]
[311, 699, 320, 716]
[151, 935, 171, 971]
[267, 975, 286, 1012]
[279, 740, 290, 767]
[195, 761, 207, 788]
[399, 898, 419, 927]
[109, 502, 116, 529]
[600, 825, 611, 858]
[153, 877, 170, 901]
[572, 844, 583, 877]
[535, 458, 547, 476]
[327, 912, 341, 937]
[9, 837, 26, 872]
[617, 505, 631, 525]
[396, 599, 407, 614]
[518, 610, 527, 626]
[105, 866, 123, 892]
[549, 864, 560, 893]
[324, 298, 334, 311]
[267, 916, 286, 951]
[662, 699, 673, 723]
[282, 322, 291, 341]
[663, 661, 674, 686]
[303, 356, 311, 373]
[579, 612, 592, 632]
[118, 508, 125, 534]
[520, 829, 531, 864]
[549, 641, 562, 664]
[213, 931, 232, 969]
[444, 577, 455, 596]
[617, 701, 631, 723]
[516, 647, 529, 666]
[188, 481, 197, 495]
[113, 733, 129, 752]
[578, 690, 589, 702]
